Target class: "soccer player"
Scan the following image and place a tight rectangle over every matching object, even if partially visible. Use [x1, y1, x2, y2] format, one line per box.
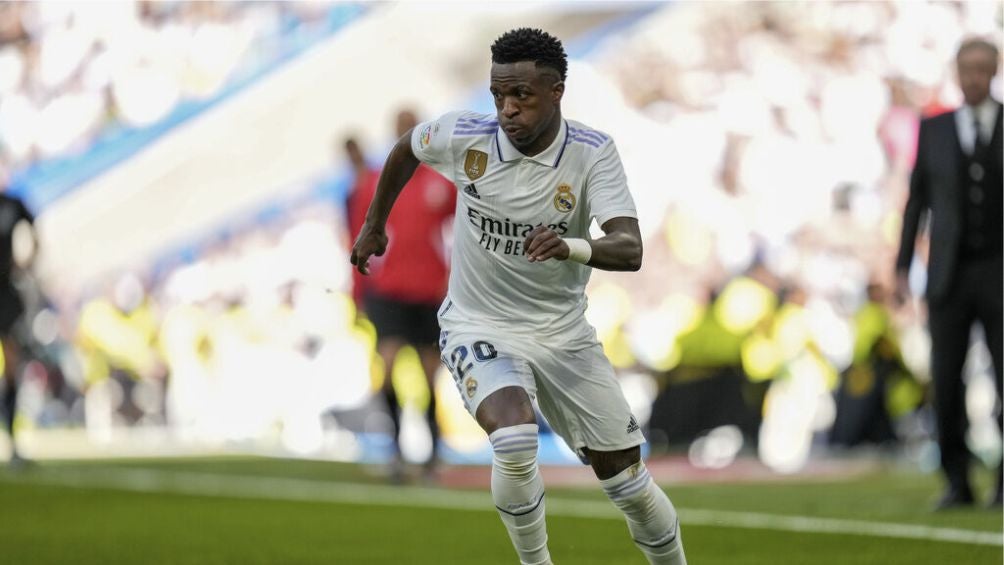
[352, 28, 686, 564]
[0, 180, 36, 468]
[344, 110, 456, 482]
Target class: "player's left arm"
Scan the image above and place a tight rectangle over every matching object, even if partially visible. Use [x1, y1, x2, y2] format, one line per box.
[524, 217, 641, 271]
[524, 138, 641, 271]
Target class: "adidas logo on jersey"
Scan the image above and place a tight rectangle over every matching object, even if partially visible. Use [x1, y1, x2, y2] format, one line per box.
[627, 415, 640, 434]
[463, 183, 481, 199]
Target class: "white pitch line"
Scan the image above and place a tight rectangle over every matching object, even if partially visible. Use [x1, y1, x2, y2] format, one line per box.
[3, 467, 1001, 547]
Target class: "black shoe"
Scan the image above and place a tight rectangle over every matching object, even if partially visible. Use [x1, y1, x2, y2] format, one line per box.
[934, 487, 975, 511]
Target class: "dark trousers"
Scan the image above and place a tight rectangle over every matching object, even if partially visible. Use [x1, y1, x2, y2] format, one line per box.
[928, 255, 1003, 490]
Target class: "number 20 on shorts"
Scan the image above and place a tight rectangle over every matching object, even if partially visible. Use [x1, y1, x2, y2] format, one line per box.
[444, 340, 498, 385]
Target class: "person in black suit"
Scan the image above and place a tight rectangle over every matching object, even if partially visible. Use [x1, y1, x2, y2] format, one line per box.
[895, 37, 1002, 510]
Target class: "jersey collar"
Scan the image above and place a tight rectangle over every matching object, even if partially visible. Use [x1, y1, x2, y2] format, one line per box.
[495, 119, 569, 168]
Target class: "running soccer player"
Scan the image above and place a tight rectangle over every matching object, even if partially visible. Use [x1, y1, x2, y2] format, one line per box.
[351, 28, 687, 564]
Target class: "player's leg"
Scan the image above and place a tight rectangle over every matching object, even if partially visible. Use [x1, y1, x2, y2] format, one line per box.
[440, 329, 550, 565]
[587, 446, 686, 565]
[532, 343, 686, 564]
[477, 386, 550, 565]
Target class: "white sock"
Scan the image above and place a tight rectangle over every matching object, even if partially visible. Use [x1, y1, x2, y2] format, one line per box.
[600, 461, 686, 565]
[489, 424, 551, 565]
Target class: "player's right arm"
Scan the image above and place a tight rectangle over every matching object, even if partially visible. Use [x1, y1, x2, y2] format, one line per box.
[350, 112, 461, 275]
[350, 133, 419, 275]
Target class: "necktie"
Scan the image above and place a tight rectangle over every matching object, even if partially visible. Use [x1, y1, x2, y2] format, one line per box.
[973, 115, 987, 156]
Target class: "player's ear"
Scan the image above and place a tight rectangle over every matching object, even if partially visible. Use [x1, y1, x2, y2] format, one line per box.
[551, 80, 564, 104]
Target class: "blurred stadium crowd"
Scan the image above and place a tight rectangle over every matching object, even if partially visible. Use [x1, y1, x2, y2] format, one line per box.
[1, 1, 1001, 473]
[0, 1, 353, 171]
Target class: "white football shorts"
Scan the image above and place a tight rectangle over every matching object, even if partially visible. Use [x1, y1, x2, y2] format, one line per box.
[438, 322, 645, 458]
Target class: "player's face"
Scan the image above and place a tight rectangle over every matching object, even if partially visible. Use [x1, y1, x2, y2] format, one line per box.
[490, 61, 564, 155]
[957, 47, 997, 106]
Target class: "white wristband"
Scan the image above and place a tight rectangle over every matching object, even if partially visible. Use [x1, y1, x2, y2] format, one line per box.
[564, 238, 592, 264]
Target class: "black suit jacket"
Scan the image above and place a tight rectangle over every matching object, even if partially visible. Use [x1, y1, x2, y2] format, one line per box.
[896, 102, 1003, 304]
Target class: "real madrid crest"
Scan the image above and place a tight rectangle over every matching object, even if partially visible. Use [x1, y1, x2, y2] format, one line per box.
[553, 183, 576, 213]
[464, 150, 488, 180]
[465, 377, 478, 398]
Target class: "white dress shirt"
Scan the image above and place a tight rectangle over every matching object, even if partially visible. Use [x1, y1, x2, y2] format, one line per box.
[955, 97, 998, 154]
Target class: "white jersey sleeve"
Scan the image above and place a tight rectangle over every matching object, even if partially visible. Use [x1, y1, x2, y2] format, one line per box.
[584, 140, 637, 227]
[410, 111, 465, 179]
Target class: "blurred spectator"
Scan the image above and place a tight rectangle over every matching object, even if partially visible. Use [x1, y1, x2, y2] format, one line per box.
[755, 284, 840, 474]
[344, 110, 455, 481]
[152, 209, 365, 452]
[830, 282, 920, 448]
[0, 171, 37, 466]
[75, 272, 165, 429]
[648, 265, 779, 447]
[895, 37, 1002, 510]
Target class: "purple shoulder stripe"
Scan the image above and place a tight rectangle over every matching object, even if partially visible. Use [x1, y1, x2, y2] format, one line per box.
[566, 135, 601, 148]
[456, 124, 498, 131]
[456, 115, 498, 133]
[454, 128, 496, 137]
[569, 126, 608, 143]
[458, 115, 498, 126]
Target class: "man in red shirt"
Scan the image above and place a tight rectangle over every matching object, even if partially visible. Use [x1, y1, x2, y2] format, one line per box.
[344, 110, 456, 481]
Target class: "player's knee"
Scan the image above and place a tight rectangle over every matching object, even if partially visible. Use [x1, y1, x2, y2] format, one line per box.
[476, 386, 536, 434]
[489, 423, 539, 479]
[586, 445, 641, 480]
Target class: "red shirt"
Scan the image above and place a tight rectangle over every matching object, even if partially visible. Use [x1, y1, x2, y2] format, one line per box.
[347, 164, 455, 304]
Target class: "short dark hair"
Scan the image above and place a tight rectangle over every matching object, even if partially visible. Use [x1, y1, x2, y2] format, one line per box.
[957, 36, 1000, 63]
[491, 28, 568, 81]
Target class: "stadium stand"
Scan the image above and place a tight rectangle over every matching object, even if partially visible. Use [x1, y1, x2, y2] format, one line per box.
[2, 2, 1000, 476]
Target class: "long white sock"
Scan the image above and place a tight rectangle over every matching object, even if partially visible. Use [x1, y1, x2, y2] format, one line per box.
[489, 424, 551, 565]
[600, 461, 686, 565]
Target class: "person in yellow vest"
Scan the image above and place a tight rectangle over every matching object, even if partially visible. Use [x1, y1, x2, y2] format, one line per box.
[831, 282, 921, 447]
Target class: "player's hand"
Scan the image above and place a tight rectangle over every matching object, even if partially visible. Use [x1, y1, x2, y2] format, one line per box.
[351, 224, 388, 275]
[523, 225, 569, 263]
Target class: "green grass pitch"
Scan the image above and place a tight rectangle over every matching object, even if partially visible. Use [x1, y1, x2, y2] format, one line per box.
[0, 457, 1000, 564]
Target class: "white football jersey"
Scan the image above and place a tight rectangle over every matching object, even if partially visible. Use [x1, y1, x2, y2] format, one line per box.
[411, 110, 637, 345]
